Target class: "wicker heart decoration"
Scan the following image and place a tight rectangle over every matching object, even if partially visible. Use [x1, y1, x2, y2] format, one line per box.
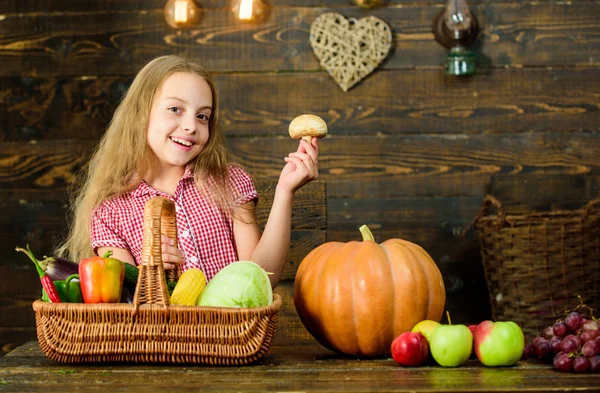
[310, 13, 392, 92]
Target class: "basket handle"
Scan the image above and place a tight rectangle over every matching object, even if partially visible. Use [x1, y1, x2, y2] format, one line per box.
[581, 198, 600, 221]
[132, 197, 178, 314]
[462, 194, 506, 236]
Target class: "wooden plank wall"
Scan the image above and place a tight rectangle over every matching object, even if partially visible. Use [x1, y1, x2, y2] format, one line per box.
[1, 0, 598, 354]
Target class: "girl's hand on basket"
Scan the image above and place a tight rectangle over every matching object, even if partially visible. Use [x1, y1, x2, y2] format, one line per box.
[161, 235, 183, 270]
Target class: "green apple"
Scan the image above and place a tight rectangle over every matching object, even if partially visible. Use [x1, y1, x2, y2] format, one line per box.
[474, 320, 524, 366]
[411, 320, 441, 343]
[429, 324, 473, 367]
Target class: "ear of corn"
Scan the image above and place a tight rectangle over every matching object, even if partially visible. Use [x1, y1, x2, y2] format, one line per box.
[169, 268, 206, 306]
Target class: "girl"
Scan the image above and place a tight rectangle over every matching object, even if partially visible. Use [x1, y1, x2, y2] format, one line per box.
[57, 55, 319, 287]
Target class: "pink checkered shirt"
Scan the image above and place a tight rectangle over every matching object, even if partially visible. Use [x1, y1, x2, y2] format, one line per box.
[90, 165, 258, 281]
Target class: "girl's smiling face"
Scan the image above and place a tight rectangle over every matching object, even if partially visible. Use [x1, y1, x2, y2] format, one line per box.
[146, 71, 212, 173]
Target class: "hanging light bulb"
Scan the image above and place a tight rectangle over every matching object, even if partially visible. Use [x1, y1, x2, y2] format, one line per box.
[164, 0, 201, 29]
[432, 0, 479, 76]
[232, 0, 269, 23]
[354, 0, 383, 8]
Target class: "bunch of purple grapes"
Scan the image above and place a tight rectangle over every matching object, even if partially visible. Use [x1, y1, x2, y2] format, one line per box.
[524, 311, 600, 373]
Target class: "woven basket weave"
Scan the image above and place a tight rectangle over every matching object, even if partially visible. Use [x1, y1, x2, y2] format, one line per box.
[33, 197, 281, 364]
[472, 195, 600, 338]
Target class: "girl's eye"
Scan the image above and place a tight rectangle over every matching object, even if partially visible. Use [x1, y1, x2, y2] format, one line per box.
[168, 107, 181, 113]
[197, 113, 210, 121]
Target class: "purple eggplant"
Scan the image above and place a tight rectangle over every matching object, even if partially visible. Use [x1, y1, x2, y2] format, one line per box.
[39, 256, 79, 281]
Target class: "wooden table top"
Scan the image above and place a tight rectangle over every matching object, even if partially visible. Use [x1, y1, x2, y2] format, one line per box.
[0, 340, 598, 392]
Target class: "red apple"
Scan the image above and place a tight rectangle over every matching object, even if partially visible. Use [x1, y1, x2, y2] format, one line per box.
[468, 324, 478, 358]
[391, 331, 429, 367]
[468, 324, 478, 335]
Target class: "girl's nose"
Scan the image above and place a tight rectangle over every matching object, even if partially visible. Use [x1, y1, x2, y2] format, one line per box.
[181, 115, 197, 133]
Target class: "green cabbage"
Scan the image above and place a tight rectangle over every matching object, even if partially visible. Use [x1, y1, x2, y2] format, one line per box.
[197, 261, 273, 308]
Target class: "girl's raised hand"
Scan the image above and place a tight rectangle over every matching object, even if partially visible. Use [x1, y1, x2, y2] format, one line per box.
[161, 234, 184, 270]
[278, 137, 319, 194]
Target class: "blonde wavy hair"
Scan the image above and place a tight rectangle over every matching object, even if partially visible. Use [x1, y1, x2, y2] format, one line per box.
[57, 55, 234, 261]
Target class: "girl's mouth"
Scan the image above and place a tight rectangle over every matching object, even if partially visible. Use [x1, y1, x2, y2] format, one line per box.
[170, 136, 194, 147]
[170, 136, 195, 152]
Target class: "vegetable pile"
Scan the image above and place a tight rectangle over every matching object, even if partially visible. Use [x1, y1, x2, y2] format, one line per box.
[17, 245, 273, 308]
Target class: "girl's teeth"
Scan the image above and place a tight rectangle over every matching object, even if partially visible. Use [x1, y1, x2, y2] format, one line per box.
[171, 137, 192, 146]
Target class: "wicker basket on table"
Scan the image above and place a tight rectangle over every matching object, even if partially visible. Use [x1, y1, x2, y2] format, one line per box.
[32, 197, 282, 365]
[472, 195, 600, 339]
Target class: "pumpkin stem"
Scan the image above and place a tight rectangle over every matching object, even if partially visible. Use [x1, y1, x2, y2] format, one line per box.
[446, 310, 452, 325]
[358, 225, 375, 242]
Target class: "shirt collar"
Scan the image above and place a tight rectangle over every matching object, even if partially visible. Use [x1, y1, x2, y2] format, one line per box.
[130, 165, 195, 198]
[182, 164, 195, 180]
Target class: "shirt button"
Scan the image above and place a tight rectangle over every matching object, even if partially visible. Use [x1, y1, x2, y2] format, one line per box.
[181, 230, 189, 238]
[189, 256, 198, 263]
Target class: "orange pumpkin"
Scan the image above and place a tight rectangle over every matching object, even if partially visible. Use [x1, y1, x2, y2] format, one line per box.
[294, 225, 446, 357]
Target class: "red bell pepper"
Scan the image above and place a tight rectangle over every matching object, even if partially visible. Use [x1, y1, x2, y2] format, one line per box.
[79, 250, 125, 303]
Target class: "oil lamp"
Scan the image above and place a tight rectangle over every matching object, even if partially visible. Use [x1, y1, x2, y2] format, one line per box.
[164, 0, 201, 29]
[432, 0, 479, 76]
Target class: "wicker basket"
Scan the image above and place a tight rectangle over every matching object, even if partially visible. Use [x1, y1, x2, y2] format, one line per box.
[472, 195, 600, 338]
[33, 197, 282, 364]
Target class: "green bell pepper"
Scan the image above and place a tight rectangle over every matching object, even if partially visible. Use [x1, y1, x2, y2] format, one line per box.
[41, 274, 83, 303]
